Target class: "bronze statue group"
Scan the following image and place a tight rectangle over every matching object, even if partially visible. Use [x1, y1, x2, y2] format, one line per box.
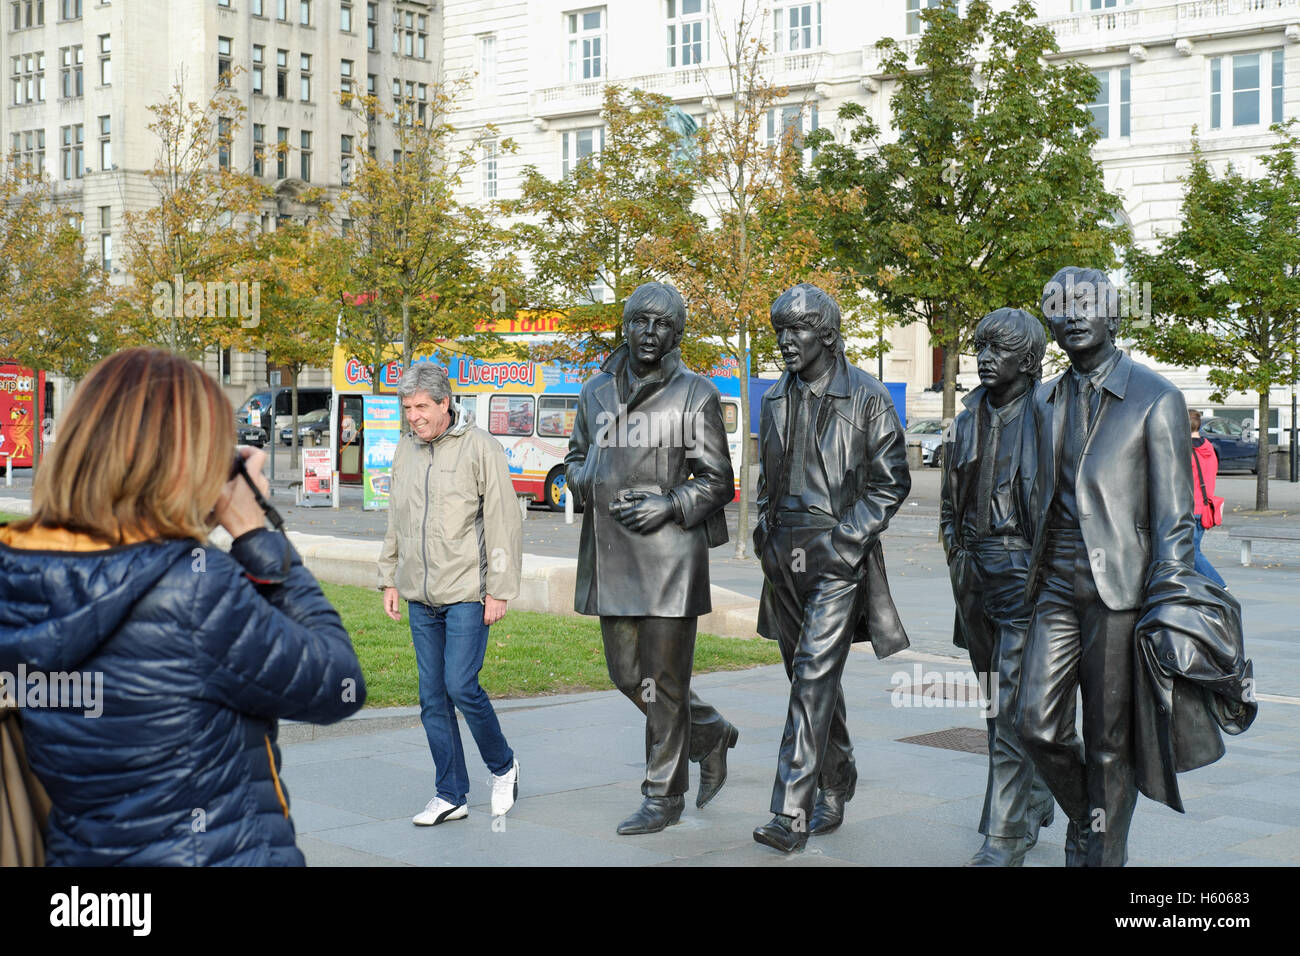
[565, 271, 1255, 867]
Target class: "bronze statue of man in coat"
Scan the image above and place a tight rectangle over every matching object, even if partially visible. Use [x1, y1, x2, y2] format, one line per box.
[752, 283, 911, 853]
[940, 307, 1056, 866]
[565, 282, 739, 836]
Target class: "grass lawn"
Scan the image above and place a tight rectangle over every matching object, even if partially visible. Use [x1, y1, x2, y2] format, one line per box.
[320, 581, 780, 707]
[0, 512, 27, 523]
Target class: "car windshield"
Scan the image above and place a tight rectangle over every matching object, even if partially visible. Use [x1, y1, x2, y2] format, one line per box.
[906, 420, 943, 435]
[296, 409, 329, 424]
[1206, 419, 1244, 437]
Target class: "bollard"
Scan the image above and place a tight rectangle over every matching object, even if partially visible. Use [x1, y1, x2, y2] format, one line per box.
[331, 471, 340, 509]
[4, 454, 10, 487]
[564, 482, 574, 525]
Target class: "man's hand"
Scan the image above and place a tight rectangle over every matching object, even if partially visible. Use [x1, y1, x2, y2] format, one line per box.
[383, 586, 401, 622]
[609, 492, 675, 534]
[484, 595, 508, 626]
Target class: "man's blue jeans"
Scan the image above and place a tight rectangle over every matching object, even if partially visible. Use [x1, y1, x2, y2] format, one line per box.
[409, 601, 514, 806]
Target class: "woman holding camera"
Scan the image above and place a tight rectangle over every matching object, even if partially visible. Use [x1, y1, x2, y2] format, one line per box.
[0, 348, 365, 866]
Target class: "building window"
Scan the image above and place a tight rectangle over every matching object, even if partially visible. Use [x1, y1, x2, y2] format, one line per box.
[252, 45, 265, 94]
[60, 123, 83, 180]
[218, 36, 233, 87]
[276, 49, 288, 99]
[299, 0, 311, 25]
[98, 34, 110, 86]
[393, 7, 429, 59]
[277, 127, 289, 178]
[218, 116, 231, 170]
[392, 79, 428, 125]
[11, 52, 46, 105]
[340, 58, 354, 105]
[1210, 51, 1284, 129]
[478, 34, 496, 94]
[277, 0, 287, 21]
[766, 103, 818, 164]
[59, 0, 78, 20]
[482, 140, 498, 199]
[1087, 66, 1130, 139]
[99, 205, 111, 271]
[367, 2, 378, 50]
[253, 123, 265, 176]
[60, 45, 83, 99]
[366, 72, 377, 120]
[98, 114, 110, 169]
[300, 53, 312, 101]
[906, 0, 954, 36]
[252, 0, 264, 15]
[566, 9, 603, 81]
[774, 3, 820, 53]
[340, 0, 352, 31]
[341, 133, 354, 184]
[11, 1, 46, 30]
[666, 0, 707, 68]
[300, 130, 312, 181]
[12, 129, 45, 175]
[219, 0, 230, 6]
[561, 126, 603, 176]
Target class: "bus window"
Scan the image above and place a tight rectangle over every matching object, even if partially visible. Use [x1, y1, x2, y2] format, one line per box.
[722, 400, 739, 434]
[537, 396, 579, 438]
[488, 395, 535, 436]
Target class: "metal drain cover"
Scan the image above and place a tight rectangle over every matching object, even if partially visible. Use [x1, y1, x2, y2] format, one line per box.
[896, 727, 988, 755]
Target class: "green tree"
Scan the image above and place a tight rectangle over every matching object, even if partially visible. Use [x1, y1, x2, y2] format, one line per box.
[244, 214, 349, 470]
[0, 162, 123, 468]
[649, 0, 841, 558]
[338, 82, 521, 372]
[508, 85, 696, 367]
[1125, 128, 1300, 511]
[801, 0, 1125, 419]
[121, 74, 269, 360]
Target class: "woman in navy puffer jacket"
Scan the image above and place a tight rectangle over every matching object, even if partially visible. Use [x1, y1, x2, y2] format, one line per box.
[0, 348, 366, 865]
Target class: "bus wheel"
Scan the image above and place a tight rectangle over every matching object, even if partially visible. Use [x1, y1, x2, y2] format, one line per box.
[544, 467, 569, 512]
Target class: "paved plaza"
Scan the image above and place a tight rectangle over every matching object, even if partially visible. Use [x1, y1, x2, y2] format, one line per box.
[3, 468, 1296, 866]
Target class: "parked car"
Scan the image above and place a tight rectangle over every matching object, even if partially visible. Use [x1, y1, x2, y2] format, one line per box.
[279, 408, 331, 446]
[906, 418, 945, 467]
[236, 423, 268, 447]
[1201, 417, 1259, 474]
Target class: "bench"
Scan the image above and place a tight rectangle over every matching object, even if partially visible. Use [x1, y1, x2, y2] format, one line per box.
[1227, 524, 1300, 566]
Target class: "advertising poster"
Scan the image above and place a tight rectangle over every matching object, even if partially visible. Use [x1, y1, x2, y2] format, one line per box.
[0, 362, 41, 468]
[301, 447, 333, 505]
[362, 395, 400, 510]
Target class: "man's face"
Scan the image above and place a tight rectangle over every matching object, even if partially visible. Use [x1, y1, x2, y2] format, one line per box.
[1046, 283, 1114, 355]
[403, 390, 451, 441]
[624, 310, 680, 370]
[774, 315, 831, 376]
[975, 334, 1028, 390]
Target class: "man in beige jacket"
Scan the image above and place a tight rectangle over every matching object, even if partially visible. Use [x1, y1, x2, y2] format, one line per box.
[379, 363, 523, 827]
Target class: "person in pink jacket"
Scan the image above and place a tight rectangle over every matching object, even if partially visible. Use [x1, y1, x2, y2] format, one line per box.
[1190, 409, 1227, 588]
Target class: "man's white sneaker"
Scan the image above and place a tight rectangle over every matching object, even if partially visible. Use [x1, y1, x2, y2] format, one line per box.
[491, 759, 519, 816]
[412, 797, 468, 827]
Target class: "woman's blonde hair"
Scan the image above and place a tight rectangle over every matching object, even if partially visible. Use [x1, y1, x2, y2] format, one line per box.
[21, 348, 233, 544]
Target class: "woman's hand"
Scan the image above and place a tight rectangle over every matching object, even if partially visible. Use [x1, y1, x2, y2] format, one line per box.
[212, 446, 270, 539]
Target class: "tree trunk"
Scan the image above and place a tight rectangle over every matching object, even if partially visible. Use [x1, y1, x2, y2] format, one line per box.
[1256, 391, 1270, 511]
[402, 299, 412, 369]
[942, 344, 959, 422]
[290, 370, 300, 473]
[734, 328, 750, 561]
